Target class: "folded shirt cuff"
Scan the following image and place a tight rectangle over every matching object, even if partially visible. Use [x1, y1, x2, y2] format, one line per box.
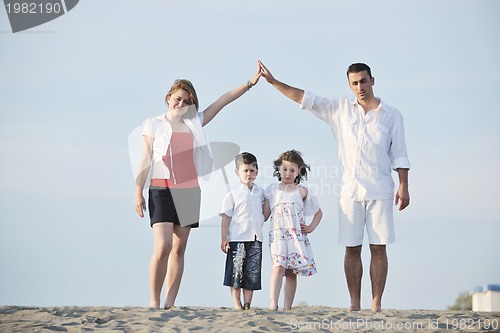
[300, 90, 315, 110]
[392, 157, 411, 170]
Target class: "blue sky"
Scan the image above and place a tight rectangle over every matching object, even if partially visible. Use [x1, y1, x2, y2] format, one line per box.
[1, 0, 499, 310]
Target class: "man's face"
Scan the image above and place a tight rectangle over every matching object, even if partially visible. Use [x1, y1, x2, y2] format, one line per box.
[348, 70, 375, 101]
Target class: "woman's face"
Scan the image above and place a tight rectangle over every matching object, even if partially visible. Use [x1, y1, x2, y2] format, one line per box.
[166, 89, 193, 115]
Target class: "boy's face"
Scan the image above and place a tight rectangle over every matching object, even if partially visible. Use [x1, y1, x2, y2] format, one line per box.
[236, 163, 258, 187]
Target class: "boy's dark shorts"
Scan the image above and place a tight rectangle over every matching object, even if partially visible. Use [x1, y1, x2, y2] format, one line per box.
[223, 240, 262, 290]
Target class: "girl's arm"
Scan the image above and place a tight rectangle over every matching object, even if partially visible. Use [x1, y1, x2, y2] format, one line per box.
[299, 186, 322, 233]
[263, 198, 271, 221]
[301, 208, 323, 234]
[135, 135, 153, 218]
[202, 64, 262, 126]
[221, 214, 231, 253]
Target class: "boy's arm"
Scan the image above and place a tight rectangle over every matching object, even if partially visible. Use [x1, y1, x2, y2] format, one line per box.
[220, 214, 231, 253]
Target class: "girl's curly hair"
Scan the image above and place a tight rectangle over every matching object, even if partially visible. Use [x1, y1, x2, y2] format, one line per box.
[273, 149, 310, 184]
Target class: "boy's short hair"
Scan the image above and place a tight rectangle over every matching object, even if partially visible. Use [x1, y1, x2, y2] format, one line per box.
[235, 152, 258, 170]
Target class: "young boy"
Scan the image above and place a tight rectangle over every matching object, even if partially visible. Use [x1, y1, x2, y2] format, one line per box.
[220, 152, 266, 310]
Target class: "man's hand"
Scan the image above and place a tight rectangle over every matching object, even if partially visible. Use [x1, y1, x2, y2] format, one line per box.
[258, 60, 276, 84]
[395, 184, 410, 211]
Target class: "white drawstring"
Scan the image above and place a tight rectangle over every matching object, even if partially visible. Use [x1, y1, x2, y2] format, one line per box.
[168, 143, 177, 184]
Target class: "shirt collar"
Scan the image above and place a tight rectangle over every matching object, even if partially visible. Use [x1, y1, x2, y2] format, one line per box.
[238, 182, 257, 192]
[350, 98, 386, 112]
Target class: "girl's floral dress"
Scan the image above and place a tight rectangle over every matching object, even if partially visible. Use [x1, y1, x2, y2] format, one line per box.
[266, 183, 320, 276]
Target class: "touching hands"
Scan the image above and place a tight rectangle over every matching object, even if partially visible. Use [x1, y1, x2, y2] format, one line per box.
[258, 60, 276, 84]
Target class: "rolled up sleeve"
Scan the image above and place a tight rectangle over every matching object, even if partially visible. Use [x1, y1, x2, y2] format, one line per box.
[300, 90, 339, 123]
[390, 113, 411, 170]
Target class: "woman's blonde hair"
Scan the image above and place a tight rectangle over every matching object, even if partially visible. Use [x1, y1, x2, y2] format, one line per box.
[165, 79, 199, 117]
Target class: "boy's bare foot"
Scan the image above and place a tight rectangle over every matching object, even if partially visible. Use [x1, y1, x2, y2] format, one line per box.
[244, 303, 250, 310]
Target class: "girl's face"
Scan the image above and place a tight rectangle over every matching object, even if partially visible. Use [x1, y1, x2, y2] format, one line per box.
[166, 89, 193, 116]
[279, 160, 300, 185]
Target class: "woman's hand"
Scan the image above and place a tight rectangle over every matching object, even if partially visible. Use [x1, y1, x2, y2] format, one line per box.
[248, 62, 263, 86]
[135, 192, 146, 218]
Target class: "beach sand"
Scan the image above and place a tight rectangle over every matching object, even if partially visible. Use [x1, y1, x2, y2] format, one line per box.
[1, 305, 499, 332]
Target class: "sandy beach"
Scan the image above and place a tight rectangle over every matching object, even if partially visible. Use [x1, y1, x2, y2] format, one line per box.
[1, 305, 499, 332]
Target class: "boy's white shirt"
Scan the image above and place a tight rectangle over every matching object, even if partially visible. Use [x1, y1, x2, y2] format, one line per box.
[219, 182, 265, 242]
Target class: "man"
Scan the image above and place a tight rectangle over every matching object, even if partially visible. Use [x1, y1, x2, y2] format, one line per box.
[258, 60, 410, 313]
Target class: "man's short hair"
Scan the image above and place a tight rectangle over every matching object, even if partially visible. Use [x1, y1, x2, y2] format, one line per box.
[347, 63, 372, 79]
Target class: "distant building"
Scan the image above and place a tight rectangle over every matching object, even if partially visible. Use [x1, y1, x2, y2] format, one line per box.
[472, 285, 500, 312]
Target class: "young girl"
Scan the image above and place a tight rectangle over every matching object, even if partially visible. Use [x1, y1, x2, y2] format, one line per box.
[264, 149, 323, 311]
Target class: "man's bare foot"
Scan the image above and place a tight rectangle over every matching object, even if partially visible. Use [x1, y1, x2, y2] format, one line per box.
[371, 300, 382, 313]
[348, 305, 361, 312]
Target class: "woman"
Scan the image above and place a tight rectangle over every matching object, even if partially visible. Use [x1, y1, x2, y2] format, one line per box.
[134, 66, 261, 309]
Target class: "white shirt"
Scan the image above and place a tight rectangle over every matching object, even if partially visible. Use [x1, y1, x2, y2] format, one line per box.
[300, 91, 410, 201]
[141, 112, 213, 181]
[219, 183, 265, 242]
